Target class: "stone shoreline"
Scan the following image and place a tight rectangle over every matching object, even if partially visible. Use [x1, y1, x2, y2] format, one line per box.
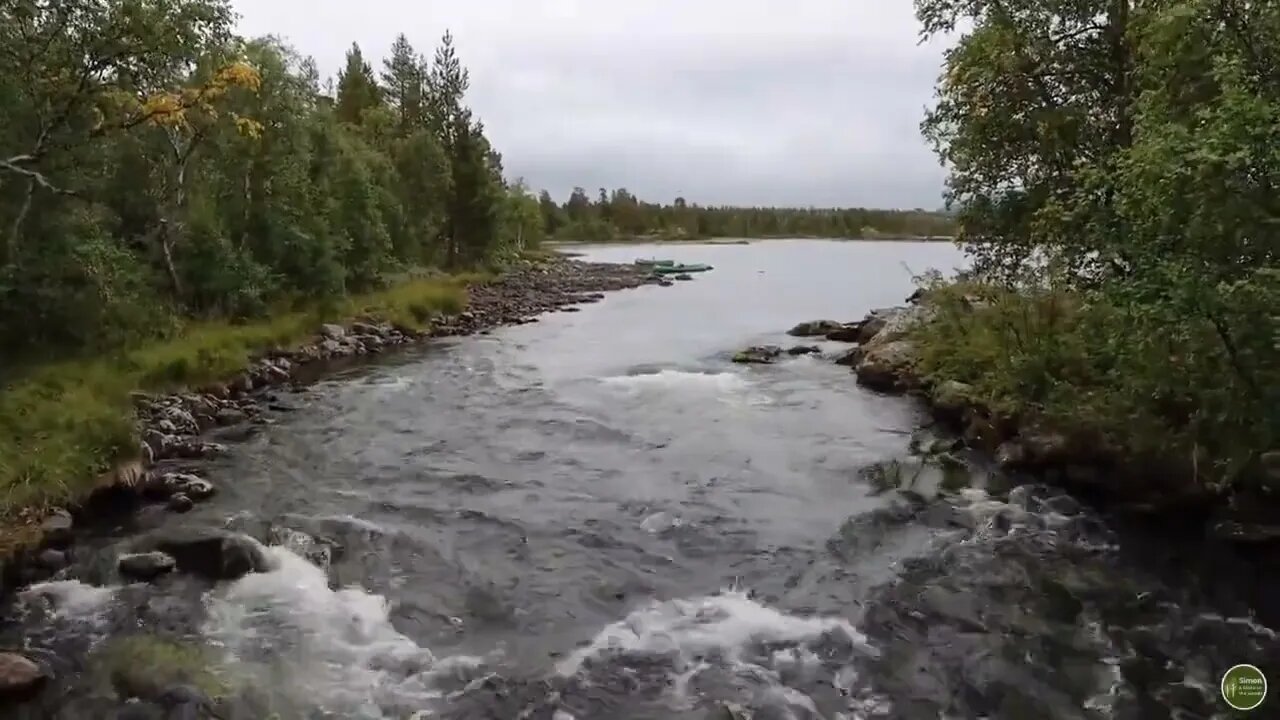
[788, 292, 1280, 544]
[0, 255, 669, 598]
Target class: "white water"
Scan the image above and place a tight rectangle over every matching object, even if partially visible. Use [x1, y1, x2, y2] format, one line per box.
[202, 547, 484, 718]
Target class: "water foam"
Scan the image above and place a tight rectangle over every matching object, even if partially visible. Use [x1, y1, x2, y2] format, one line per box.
[202, 546, 481, 718]
[600, 369, 750, 395]
[556, 590, 874, 676]
[20, 579, 116, 623]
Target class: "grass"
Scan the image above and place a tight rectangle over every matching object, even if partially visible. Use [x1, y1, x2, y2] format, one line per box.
[0, 276, 472, 547]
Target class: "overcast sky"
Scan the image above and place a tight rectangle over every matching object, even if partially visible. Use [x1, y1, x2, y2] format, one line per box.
[229, 0, 950, 210]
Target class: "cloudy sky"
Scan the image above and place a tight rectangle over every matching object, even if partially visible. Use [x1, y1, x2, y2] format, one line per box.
[229, 0, 950, 210]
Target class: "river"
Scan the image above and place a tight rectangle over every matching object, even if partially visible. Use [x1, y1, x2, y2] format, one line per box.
[5, 240, 1279, 719]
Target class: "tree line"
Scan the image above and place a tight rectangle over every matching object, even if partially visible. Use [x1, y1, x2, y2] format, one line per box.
[0, 0, 543, 362]
[913, 0, 1278, 486]
[536, 187, 955, 242]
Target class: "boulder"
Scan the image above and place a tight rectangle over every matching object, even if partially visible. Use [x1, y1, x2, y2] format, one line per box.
[673, 273, 694, 281]
[996, 441, 1028, 469]
[786, 345, 820, 356]
[350, 321, 385, 336]
[167, 493, 195, 513]
[319, 323, 346, 340]
[787, 319, 844, 337]
[214, 407, 247, 426]
[834, 347, 863, 367]
[136, 528, 269, 581]
[0, 652, 48, 702]
[930, 380, 975, 421]
[36, 549, 68, 571]
[824, 324, 863, 342]
[859, 306, 934, 348]
[118, 552, 177, 582]
[40, 509, 74, 548]
[732, 345, 783, 364]
[854, 340, 918, 392]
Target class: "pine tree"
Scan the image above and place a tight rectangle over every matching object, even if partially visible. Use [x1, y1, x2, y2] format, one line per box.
[381, 34, 425, 133]
[335, 43, 381, 125]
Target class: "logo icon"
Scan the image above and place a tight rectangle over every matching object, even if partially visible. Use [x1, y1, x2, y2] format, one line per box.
[1221, 664, 1267, 711]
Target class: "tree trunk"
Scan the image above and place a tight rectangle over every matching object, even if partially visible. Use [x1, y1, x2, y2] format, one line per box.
[5, 179, 36, 266]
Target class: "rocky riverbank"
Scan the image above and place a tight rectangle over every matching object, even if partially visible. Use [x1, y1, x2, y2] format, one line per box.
[0, 256, 667, 603]
[784, 292, 1280, 544]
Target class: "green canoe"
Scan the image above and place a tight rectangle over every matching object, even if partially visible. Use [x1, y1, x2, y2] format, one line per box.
[635, 258, 676, 266]
[652, 262, 714, 274]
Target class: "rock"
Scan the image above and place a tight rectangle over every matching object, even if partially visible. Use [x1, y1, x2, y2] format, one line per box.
[673, 273, 694, 281]
[350, 321, 385, 336]
[118, 552, 177, 582]
[834, 347, 862, 366]
[143, 430, 174, 459]
[1019, 424, 1072, 465]
[320, 339, 343, 356]
[156, 473, 216, 501]
[36, 549, 67, 571]
[786, 345, 820, 356]
[1210, 519, 1280, 544]
[1261, 451, 1280, 490]
[0, 652, 48, 702]
[168, 441, 226, 460]
[787, 319, 843, 337]
[930, 380, 974, 421]
[854, 340, 918, 392]
[229, 373, 254, 396]
[167, 494, 195, 513]
[319, 323, 346, 340]
[996, 441, 1028, 469]
[824, 324, 863, 342]
[707, 702, 752, 720]
[214, 407, 247, 426]
[40, 509, 74, 548]
[732, 345, 783, 364]
[137, 527, 269, 581]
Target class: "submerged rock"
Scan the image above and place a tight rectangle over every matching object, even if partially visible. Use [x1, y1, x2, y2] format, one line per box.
[118, 552, 178, 582]
[732, 345, 784, 364]
[787, 345, 820, 356]
[40, 509, 74, 548]
[787, 319, 844, 337]
[136, 528, 268, 581]
[0, 652, 49, 702]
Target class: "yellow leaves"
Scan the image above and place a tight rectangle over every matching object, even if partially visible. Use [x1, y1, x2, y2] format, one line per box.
[139, 61, 263, 132]
[232, 113, 263, 140]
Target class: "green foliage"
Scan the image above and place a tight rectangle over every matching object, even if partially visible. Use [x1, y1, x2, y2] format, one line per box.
[542, 188, 955, 243]
[95, 635, 231, 701]
[913, 0, 1280, 490]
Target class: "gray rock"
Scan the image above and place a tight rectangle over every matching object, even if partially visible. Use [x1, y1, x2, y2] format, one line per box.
[167, 493, 195, 513]
[786, 345, 820, 356]
[931, 380, 974, 419]
[824, 324, 863, 342]
[118, 552, 177, 582]
[996, 441, 1028, 469]
[40, 509, 74, 548]
[320, 339, 343, 356]
[732, 345, 784, 364]
[214, 407, 247, 426]
[157, 473, 216, 501]
[36, 549, 67, 571]
[230, 373, 255, 395]
[0, 652, 48, 702]
[319, 323, 346, 340]
[351, 321, 385, 336]
[834, 347, 862, 366]
[787, 319, 843, 337]
[137, 527, 269, 581]
[854, 340, 918, 392]
[707, 702, 752, 720]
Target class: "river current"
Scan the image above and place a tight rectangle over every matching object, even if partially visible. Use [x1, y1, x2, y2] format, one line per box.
[5, 240, 1278, 719]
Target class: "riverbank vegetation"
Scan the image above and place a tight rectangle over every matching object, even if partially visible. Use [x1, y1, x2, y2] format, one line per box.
[910, 0, 1279, 494]
[0, 0, 534, 531]
[538, 189, 955, 242]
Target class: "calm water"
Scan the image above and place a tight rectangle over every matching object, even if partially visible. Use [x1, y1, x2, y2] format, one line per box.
[7, 240, 1278, 719]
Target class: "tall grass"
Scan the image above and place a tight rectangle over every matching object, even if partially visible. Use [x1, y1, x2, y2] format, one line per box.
[0, 277, 470, 543]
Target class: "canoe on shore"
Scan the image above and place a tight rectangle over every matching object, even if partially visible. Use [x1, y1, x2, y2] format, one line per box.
[635, 258, 676, 266]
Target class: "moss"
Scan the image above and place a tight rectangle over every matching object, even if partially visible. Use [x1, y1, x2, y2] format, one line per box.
[0, 275, 472, 547]
[95, 635, 231, 701]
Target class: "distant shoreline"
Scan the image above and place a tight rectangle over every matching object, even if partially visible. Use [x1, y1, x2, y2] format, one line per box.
[547, 235, 957, 247]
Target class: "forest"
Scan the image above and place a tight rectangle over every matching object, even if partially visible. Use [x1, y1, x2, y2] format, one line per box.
[910, 0, 1279, 490]
[537, 188, 954, 243]
[0, 1, 950, 367]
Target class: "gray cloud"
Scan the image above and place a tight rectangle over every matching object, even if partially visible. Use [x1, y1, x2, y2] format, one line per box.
[230, 0, 949, 209]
